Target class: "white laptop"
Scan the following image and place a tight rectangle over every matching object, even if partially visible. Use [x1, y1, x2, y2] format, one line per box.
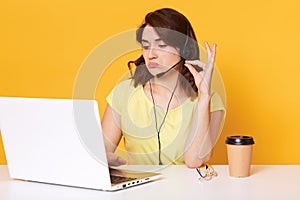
[0, 97, 161, 191]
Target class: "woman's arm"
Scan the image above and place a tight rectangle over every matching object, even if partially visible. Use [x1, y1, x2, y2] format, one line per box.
[183, 42, 224, 168]
[101, 105, 126, 166]
[184, 101, 224, 168]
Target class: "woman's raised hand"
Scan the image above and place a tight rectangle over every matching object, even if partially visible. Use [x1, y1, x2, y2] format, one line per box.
[184, 42, 216, 96]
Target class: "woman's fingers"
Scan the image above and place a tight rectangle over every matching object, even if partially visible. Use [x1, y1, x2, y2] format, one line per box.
[184, 63, 200, 77]
[107, 152, 127, 166]
[185, 60, 206, 68]
[209, 43, 216, 64]
[205, 41, 211, 57]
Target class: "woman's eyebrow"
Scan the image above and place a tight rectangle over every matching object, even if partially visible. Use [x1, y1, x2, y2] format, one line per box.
[141, 38, 162, 43]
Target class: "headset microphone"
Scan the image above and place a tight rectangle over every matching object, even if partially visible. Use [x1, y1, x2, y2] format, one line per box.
[156, 59, 183, 78]
[155, 58, 202, 78]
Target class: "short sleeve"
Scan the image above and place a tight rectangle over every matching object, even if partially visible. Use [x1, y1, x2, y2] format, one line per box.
[210, 91, 226, 113]
[106, 79, 133, 115]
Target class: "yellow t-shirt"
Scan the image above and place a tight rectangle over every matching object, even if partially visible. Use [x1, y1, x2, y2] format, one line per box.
[106, 79, 225, 165]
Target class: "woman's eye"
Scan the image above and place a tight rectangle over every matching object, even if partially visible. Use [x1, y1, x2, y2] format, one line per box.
[142, 45, 150, 50]
[158, 44, 167, 48]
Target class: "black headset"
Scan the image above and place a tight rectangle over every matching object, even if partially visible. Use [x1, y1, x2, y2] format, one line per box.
[180, 22, 191, 59]
[179, 23, 202, 72]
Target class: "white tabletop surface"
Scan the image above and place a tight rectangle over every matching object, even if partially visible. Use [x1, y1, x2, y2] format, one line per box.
[1, 165, 300, 200]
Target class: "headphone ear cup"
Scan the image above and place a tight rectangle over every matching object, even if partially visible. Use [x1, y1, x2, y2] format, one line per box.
[181, 40, 192, 59]
[180, 48, 185, 58]
[181, 33, 194, 59]
[184, 47, 192, 59]
[181, 23, 191, 59]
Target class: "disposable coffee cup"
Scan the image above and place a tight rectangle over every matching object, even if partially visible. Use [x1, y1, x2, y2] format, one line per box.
[226, 136, 255, 178]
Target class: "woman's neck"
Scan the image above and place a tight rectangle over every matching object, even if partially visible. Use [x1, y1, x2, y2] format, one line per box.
[144, 73, 188, 110]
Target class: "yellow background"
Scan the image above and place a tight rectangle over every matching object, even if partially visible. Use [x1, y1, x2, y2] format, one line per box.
[1, 0, 300, 164]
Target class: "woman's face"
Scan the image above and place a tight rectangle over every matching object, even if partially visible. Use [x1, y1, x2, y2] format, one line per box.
[141, 25, 181, 76]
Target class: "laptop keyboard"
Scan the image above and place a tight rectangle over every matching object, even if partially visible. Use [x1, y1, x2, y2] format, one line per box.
[110, 175, 137, 184]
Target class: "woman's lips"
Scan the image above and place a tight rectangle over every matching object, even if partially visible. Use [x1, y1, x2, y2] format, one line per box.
[148, 62, 159, 68]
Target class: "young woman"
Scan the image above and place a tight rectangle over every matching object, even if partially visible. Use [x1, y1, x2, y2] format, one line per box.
[101, 8, 225, 168]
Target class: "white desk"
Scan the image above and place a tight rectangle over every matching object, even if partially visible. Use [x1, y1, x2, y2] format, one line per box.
[0, 165, 300, 200]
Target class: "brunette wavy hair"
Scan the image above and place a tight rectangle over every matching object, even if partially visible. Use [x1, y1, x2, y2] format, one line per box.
[128, 8, 200, 98]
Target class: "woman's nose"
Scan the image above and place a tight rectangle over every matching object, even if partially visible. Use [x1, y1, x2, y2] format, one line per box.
[147, 47, 158, 59]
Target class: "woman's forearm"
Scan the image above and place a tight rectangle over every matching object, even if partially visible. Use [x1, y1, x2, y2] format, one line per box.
[184, 94, 211, 168]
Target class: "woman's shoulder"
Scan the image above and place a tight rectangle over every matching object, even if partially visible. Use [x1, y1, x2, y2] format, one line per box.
[189, 90, 226, 112]
[114, 79, 134, 90]
[210, 90, 226, 112]
[106, 79, 144, 112]
[116, 79, 132, 86]
[111, 79, 142, 94]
